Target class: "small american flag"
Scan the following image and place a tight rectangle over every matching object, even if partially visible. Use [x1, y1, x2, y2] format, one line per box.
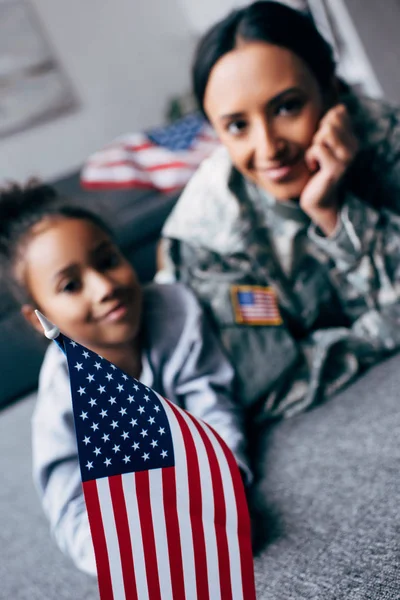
[62, 335, 255, 600]
[81, 114, 220, 193]
[231, 285, 282, 326]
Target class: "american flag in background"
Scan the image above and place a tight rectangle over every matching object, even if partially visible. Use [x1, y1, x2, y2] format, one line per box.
[81, 114, 220, 193]
[63, 335, 256, 600]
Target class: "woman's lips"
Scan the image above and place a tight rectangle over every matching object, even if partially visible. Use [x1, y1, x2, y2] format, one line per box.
[257, 157, 302, 183]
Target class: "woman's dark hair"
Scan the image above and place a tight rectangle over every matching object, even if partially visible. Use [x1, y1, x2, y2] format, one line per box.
[193, 0, 336, 116]
[0, 181, 113, 303]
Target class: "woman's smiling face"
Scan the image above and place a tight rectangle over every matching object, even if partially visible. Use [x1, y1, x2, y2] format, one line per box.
[204, 41, 326, 201]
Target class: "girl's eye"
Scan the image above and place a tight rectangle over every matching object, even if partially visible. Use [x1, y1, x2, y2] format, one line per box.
[61, 279, 81, 293]
[226, 120, 248, 136]
[275, 97, 304, 117]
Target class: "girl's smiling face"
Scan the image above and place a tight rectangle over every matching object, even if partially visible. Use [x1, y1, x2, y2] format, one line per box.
[204, 41, 327, 200]
[21, 217, 142, 354]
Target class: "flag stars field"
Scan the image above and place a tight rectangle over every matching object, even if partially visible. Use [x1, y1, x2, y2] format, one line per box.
[68, 340, 176, 479]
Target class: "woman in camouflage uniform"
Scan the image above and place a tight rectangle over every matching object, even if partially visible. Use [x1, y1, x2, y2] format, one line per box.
[160, 1, 400, 419]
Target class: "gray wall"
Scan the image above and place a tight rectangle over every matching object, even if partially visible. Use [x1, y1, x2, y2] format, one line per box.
[345, 0, 400, 104]
[0, 0, 195, 184]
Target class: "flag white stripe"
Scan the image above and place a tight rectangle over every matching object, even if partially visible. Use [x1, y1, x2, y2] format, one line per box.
[176, 408, 222, 600]
[148, 469, 174, 600]
[160, 398, 197, 598]
[82, 165, 195, 188]
[196, 421, 244, 600]
[122, 473, 150, 600]
[97, 477, 126, 600]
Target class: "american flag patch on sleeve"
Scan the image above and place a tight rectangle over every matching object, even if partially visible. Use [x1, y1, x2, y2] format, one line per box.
[231, 285, 282, 326]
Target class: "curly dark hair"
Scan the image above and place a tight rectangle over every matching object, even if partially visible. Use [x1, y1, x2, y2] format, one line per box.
[0, 181, 112, 304]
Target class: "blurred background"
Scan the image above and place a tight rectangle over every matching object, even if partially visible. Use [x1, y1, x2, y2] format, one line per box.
[0, 0, 398, 185]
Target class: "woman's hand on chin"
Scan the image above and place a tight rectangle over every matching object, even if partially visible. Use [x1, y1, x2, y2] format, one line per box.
[300, 104, 359, 236]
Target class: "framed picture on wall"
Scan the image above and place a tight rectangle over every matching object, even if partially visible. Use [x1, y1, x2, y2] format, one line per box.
[0, 0, 78, 139]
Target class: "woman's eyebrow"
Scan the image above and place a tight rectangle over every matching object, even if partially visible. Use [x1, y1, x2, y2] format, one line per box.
[219, 86, 303, 121]
[268, 86, 303, 107]
[220, 111, 245, 122]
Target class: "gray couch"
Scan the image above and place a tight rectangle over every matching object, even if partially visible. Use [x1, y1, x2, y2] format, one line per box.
[1, 353, 399, 599]
[0, 173, 178, 408]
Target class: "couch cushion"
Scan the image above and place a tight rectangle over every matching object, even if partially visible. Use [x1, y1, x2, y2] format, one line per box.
[251, 353, 400, 599]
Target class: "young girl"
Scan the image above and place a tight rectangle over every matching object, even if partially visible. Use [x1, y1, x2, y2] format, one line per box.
[0, 182, 249, 575]
[160, 1, 400, 419]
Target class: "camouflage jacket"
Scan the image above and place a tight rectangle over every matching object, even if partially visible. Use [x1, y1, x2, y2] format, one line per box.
[161, 92, 400, 419]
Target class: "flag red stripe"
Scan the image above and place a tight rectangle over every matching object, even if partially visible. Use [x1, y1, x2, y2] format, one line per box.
[162, 467, 186, 599]
[205, 424, 257, 600]
[123, 142, 154, 151]
[135, 470, 162, 600]
[83, 480, 114, 600]
[109, 475, 138, 600]
[80, 179, 183, 193]
[167, 402, 210, 600]
[186, 413, 233, 600]
[84, 159, 193, 172]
